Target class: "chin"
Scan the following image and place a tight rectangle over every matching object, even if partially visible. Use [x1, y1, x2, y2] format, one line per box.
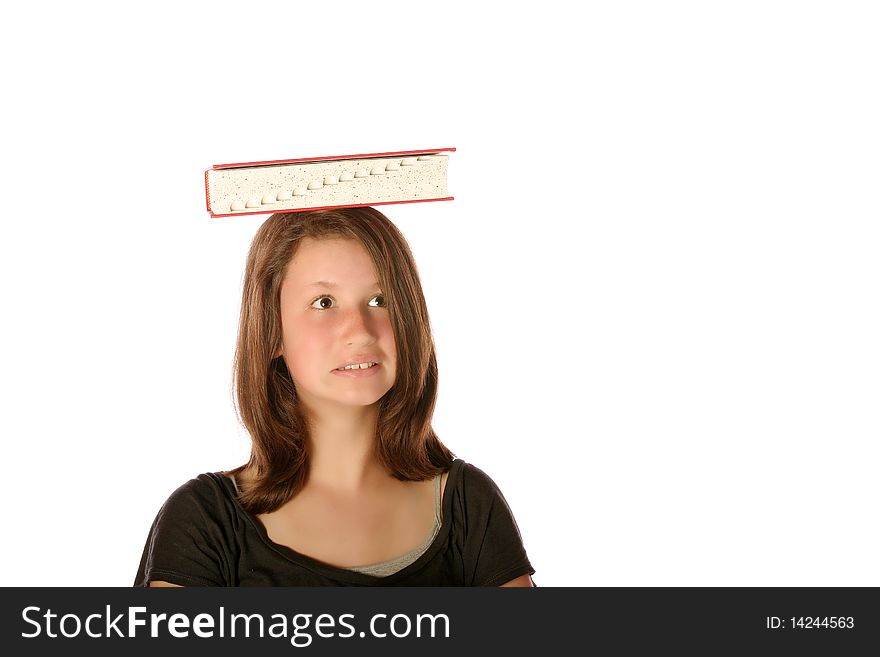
[329, 386, 392, 409]
[349, 392, 391, 407]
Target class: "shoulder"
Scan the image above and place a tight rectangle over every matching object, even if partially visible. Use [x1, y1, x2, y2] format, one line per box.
[455, 460, 508, 498]
[161, 472, 230, 504]
[152, 473, 236, 525]
[446, 459, 535, 586]
[448, 459, 521, 516]
[135, 473, 241, 587]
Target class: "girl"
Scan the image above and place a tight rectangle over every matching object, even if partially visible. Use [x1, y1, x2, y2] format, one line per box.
[135, 207, 535, 586]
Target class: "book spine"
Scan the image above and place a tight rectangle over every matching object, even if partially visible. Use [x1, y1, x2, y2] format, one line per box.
[204, 170, 212, 213]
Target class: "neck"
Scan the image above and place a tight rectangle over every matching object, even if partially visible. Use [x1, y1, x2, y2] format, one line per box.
[302, 400, 388, 494]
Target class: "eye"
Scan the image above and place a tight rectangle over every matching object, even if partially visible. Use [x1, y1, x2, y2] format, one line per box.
[310, 295, 334, 310]
[309, 294, 386, 310]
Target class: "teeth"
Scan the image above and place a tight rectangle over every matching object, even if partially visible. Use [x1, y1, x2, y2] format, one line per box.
[339, 362, 376, 371]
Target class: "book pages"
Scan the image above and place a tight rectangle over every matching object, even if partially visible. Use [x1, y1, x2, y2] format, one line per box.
[207, 154, 449, 216]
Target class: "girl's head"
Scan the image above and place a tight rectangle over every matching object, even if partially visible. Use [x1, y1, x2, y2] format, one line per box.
[275, 234, 398, 416]
[232, 207, 453, 512]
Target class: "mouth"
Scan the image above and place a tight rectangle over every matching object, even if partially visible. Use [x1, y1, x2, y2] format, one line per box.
[334, 361, 378, 371]
[332, 361, 381, 378]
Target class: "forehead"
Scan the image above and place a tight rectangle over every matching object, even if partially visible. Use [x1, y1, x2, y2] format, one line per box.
[284, 237, 378, 284]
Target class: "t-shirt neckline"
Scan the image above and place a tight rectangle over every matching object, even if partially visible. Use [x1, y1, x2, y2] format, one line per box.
[210, 458, 463, 585]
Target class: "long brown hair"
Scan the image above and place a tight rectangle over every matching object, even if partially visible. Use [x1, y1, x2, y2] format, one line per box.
[228, 207, 454, 514]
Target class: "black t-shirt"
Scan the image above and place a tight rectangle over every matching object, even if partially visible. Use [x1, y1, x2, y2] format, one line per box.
[135, 458, 535, 586]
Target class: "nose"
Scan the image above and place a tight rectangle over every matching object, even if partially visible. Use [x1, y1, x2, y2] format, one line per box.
[340, 306, 377, 346]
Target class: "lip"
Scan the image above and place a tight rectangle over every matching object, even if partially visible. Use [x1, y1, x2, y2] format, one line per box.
[332, 356, 382, 378]
[334, 355, 382, 371]
[331, 362, 382, 378]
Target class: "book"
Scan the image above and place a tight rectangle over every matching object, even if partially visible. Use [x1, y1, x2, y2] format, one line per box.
[204, 148, 455, 217]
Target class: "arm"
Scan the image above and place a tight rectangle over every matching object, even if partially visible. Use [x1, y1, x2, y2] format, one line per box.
[148, 581, 183, 587]
[459, 463, 536, 587]
[135, 476, 234, 587]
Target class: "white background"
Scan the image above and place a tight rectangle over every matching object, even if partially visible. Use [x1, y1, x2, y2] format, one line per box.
[1, 1, 878, 587]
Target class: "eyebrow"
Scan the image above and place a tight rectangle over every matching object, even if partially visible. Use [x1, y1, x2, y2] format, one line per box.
[305, 281, 380, 288]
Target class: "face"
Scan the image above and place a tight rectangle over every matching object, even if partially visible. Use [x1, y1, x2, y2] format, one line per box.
[276, 237, 397, 414]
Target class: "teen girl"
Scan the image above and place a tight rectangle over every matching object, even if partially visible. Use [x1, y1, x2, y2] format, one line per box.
[136, 207, 535, 586]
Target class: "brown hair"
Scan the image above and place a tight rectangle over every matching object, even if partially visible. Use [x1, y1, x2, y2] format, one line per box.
[228, 207, 454, 514]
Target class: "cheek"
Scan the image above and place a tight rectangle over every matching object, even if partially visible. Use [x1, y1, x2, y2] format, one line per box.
[283, 324, 328, 375]
[380, 320, 398, 371]
[379, 317, 396, 347]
